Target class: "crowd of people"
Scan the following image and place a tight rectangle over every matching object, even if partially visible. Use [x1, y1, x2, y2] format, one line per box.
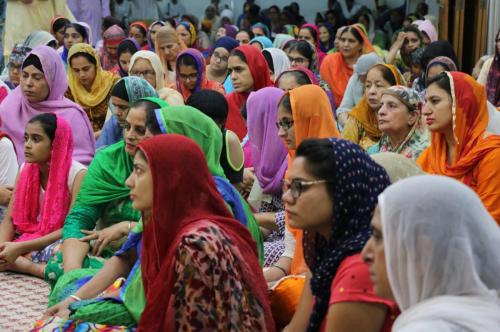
[0, 0, 500, 331]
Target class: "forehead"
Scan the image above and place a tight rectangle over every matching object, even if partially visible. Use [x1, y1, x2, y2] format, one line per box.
[213, 47, 229, 56]
[126, 106, 147, 124]
[131, 58, 153, 70]
[178, 63, 198, 73]
[237, 31, 250, 39]
[288, 156, 311, 179]
[426, 83, 448, 97]
[22, 64, 45, 75]
[65, 27, 79, 34]
[25, 121, 48, 135]
[228, 55, 247, 68]
[381, 94, 402, 104]
[70, 55, 93, 68]
[366, 67, 385, 80]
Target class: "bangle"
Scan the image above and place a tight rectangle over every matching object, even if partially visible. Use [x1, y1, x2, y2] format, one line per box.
[69, 294, 81, 302]
[272, 264, 287, 276]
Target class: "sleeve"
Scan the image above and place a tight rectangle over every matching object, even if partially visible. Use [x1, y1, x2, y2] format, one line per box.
[282, 224, 296, 259]
[336, 76, 357, 116]
[341, 117, 361, 144]
[62, 204, 106, 241]
[0, 137, 18, 186]
[477, 57, 493, 85]
[475, 148, 500, 224]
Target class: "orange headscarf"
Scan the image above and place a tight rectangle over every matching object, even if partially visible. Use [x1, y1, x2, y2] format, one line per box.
[320, 25, 375, 108]
[418, 72, 500, 223]
[286, 84, 340, 274]
[349, 64, 404, 140]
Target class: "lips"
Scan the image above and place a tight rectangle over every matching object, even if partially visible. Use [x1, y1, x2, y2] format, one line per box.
[426, 118, 435, 125]
[126, 142, 136, 151]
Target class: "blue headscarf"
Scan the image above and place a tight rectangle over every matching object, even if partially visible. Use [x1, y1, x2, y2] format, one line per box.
[250, 36, 273, 49]
[251, 22, 270, 37]
[211, 36, 239, 55]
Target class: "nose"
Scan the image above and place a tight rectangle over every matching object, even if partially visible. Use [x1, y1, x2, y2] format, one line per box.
[278, 126, 287, 138]
[422, 102, 432, 116]
[361, 238, 374, 264]
[378, 105, 387, 117]
[125, 173, 134, 189]
[282, 187, 294, 205]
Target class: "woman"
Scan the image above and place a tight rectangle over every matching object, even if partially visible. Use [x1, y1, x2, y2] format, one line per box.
[215, 24, 238, 40]
[236, 28, 255, 45]
[252, 22, 270, 38]
[128, 21, 148, 49]
[3, 43, 30, 90]
[250, 36, 273, 50]
[128, 50, 165, 91]
[146, 20, 165, 52]
[247, 87, 289, 267]
[100, 25, 126, 71]
[342, 64, 403, 150]
[299, 23, 326, 64]
[116, 38, 140, 78]
[362, 175, 500, 331]
[385, 26, 423, 74]
[66, 43, 119, 134]
[175, 48, 225, 102]
[284, 138, 396, 332]
[275, 66, 318, 91]
[273, 33, 294, 50]
[418, 72, 500, 223]
[0, 46, 95, 165]
[320, 25, 375, 108]
[155, 26, 186, 86]
[206, 36, 239, 93]
[225, 44, 273, 140]
[286, 40, 319, 75]
[368, 86, 429, 160]
[262, 48, 291, 82]
[50, 16, 71, 48]
[96, 76, 159, 150]
[318, 23, 335, 53]
[0, 114, 85, 278]
[176, 21, 197, 49]
[417, 19, 438, 46]
[425, 57, 457, 84]
[60, 22, 91, 66]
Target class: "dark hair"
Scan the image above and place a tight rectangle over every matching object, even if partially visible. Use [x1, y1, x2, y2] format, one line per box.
[236, 28, 255, 40]
[117, 39, 139, 58]
[52, 17, 71, 33]
[47, 40, 58, 49]
[186, 90, 228, 126]
[295, 138, 336, 200]
[301, 26, 318, 44]
[288, 40, 316, 71]
[240, 102, 247, 121]
[69, 51, 97, 67]
[420, 41, 459, 70]
[340, 26, 363, 44]
[230, 49, 247, 63]
[403, 25, 422, 41]
[177, 53, 198, 70]
[278, 70, 311, 86]
[369, 64, 398, 86]
[28, 113, 57, 142]
[262, 49, 274, 73]
[426, 71, 451, 96]
[279, 94, 292, 113]
[145, 109, 162, 135]
[66, 23, 89, 43]
[102, 16, 125, 32]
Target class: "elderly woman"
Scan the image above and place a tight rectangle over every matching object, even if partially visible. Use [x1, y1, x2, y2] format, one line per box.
[362, 175, 500, 331]
[368, 86, 429, 160]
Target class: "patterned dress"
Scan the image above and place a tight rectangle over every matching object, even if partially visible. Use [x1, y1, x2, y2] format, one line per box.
[367, 127, 429, 160]
[259, 194, 286, 267]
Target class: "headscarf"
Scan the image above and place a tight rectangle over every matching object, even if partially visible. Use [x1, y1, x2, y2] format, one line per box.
[420, 41, 459, 72]
[23, 31, 57, 49]
[175, 48, 225, 101]
[223, 24, 238, 39]
[12, 116, 73, 242]
[147, 20, 165, 51]
[276, 66, 319, 86]
[210, 36, 239, 55]
[116, 38, 141, 77]
[155, 26, 187, 85]
[349, 64, 404, 141]
[0, 46, 95, 165]
[59, 22, 91, 65]
[100, 25, 126, 71]
[67, 43, 118, 108]
[137, 134, 274, 332]
[129, 50, 165, 91]
[262, 48, 291, 80]
[354, 52, 383, 76]
[283, 24, 299, 38]
[300, 23, 326, 63]
[486, 28, 500, 107]
[251, 22, 270, 37]
[418, 72, 500, 222]
[250, 36, 273, 49]
[371, 152, 425, 183]
[130, 21, 148, 47]
[225, 45, 273, 140]
[380, 175, 500, 331]
[417, 19, 438, 43]
[50, 15, 69, 36]
[320, 25, 375, 107]
[178, 21, 197, 47]
[8, 43, 30, 67]
[247, 87, 287, 195]
[318, 23, 335, 53]
[305, 138, 391, 331]
[273, 33, 294, 49]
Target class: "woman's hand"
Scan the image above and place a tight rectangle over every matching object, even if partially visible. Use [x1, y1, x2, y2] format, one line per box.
[0, 241, 23, 269]
[43, 298, 74, 320]
[392, 32, 407, 51]
[238, 167, 255, 197]
[79, 222, 128, 256]
[0, 186, 13, 206]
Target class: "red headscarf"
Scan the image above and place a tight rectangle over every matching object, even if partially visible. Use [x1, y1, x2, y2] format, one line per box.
[138, 134, 274, 331]
[130, 21, 149, 49]
[225, 45, 272, 140]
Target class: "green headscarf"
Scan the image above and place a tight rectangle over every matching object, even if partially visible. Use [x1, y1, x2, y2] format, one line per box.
[139, 96, 169, 108]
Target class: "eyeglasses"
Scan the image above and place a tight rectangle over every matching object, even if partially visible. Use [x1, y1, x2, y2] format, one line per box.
[130, 70, 156, 78]
[276, 119, 294, 131]
[288, 56, 307, 65]
[282, 179, 328, 200]
[212, 52, 228, 63]
[178, 73, 199, 81]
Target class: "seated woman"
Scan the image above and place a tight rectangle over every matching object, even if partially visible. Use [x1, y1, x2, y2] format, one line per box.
[206, 37, 240, 93]
[66, 43, 119, 135]
[385, 26, 423, 75]
[0, 46, 95, 166]
[128, 21, 148, 50]
[262, 48, 291, 82]
[99, 25, 126, 72]
[275, 66, 318, 91]
[247, 87, 289, 268]
[368, 86, 429, 160]
[342, 64, 403, 150]
[146, 21, 165, 53]
[50, 16, 71, 49]
[44, 135, 275, 330]
[0, 119, 19, 221]
[129, 50, 165, 92]
[155, 26, 187, 86]
[0, 114, 85, 278]
[250, 36, 273, 51]
[3, 43, 30, 90]
[96, 76, 159, 150]
[284, 138, 396, 332]
[418, 72, 500, 223]
[115, 38, 140, 78]
[299, 23, 326, 64]
[175, 48, 225, 102]
[176, 21, 198, 49]
[59, 22, 91, 66]
[362, 175, 500, 331]
[186, 90, 243, 185]
[286, 39, 319, 76]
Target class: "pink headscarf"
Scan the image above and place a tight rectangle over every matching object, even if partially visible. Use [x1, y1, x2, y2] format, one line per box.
[0, 45, 95, 165]
[301, 23, 326, 65]
[418, 20, 438, 43]
[12, 115, 73, 242]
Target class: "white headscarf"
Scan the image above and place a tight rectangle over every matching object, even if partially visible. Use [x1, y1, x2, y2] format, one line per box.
[379, 175, 500, 331]
[129, 50, 165, 91]
[262, 48, 291, 80]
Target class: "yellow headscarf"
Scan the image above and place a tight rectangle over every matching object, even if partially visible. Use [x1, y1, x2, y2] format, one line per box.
[67, 43, 118, 107]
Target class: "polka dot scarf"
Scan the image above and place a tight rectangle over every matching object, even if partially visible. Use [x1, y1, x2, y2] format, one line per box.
[305, 138, 391, 331]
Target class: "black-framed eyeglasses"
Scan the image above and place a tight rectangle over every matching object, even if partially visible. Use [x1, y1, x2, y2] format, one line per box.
[276, 119, 294, 131]
[212, 52, 228, 63]
[178, 72, 198, 81]
[282, 179, 328, 200]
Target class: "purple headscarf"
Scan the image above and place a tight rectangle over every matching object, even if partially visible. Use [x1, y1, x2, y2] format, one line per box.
[0, 46, 95, 165]
[223, 24, 238, 39]
[247, 87, 288, 195]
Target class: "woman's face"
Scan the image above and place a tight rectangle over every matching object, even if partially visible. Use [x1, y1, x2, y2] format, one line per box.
[124, 106, 150, 156]
[340, 31, 363, 58]
[252, 27, 266, 37]
[64, 27, 84, 50]
[178, 64, 198, 91]
[277, 73, 300, 91]
[361, 205, 394, 300]
[319, 26, 330, 43]
[150, 23, 162, 42]
[403, 31, 421, 54]
[105, 44, 119, 57]
[282, 156, 333, 235]
[8, 60, 23, 86]
[118, 51, 132, 74]
[277, 102, 296, 149]
[129, 26, 146, 46]
[21, 65, 50, 103]
[365, 67, 392, 110]
[176, 25, 192, 47]
[24, 121, 52, 164]
[378, 94, 418, 137]
[422, 83, 453, 132]
[215, 27, 227, 40]
[236, 31, 251, 45]
[426, 64, 447, 82]
[210, 47, 230, 71]
[334, 28, 343, 50]
[126, 151, 153, 211]
[159, 41, 181, 63]
[228, 55, 254, 93]
[250, 41, 263, 51]
[288, 50, 310, 69]
[129, 58, 157, 89]
[55, 26, 66, 46]
[111, 95, 130, 126]
[421, 33, 431, 46]
[298, 28, 315, 45]
[70, 55, 97, 91]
